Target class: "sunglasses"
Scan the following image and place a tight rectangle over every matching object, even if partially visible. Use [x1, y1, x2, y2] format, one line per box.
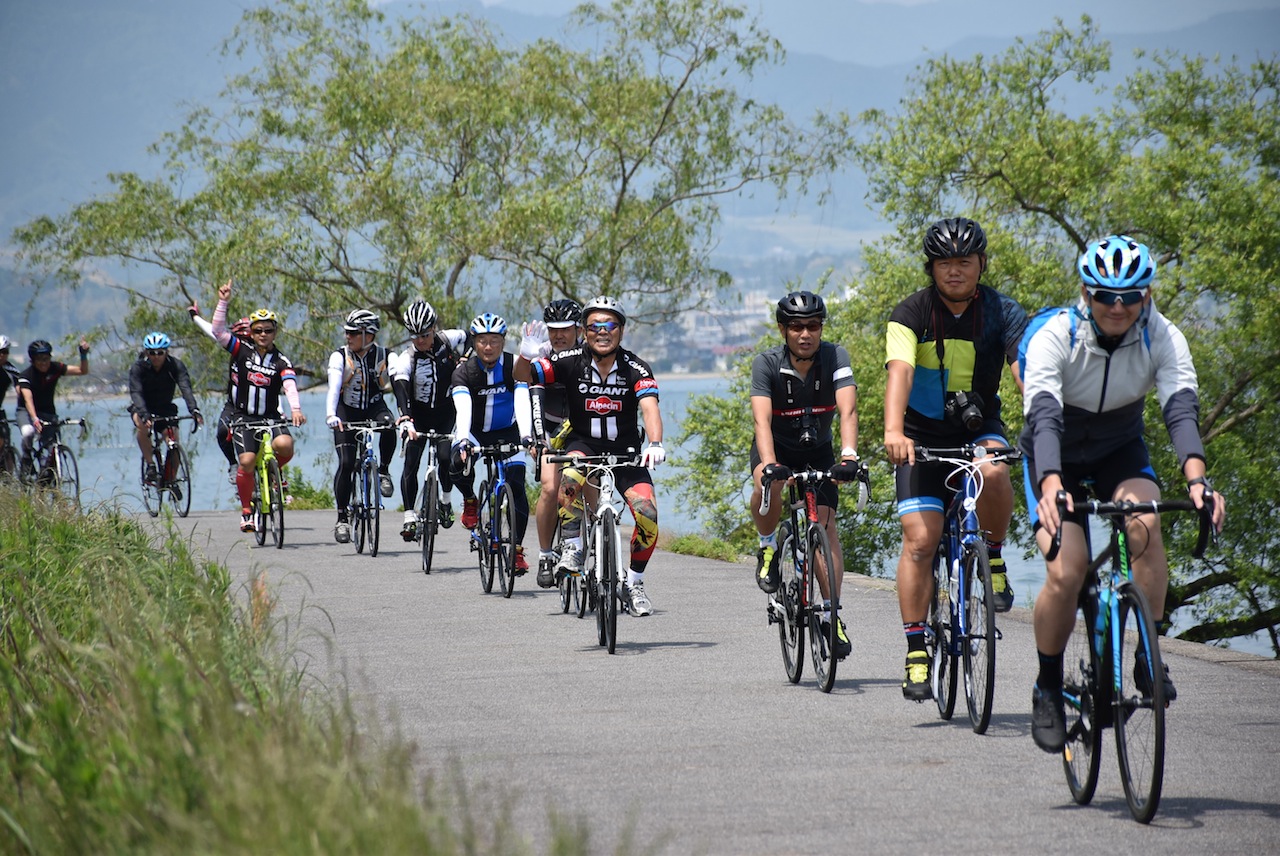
[586, 320, 620, 333]
[787, 321, 823, 333]
[250, 326, 277, 335]
[1087, 288, 1146, 307]
[146, 349, 168, 357]
[0, 350, 9, 355]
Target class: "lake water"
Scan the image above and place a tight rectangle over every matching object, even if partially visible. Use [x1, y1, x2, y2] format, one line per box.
[51, 375, 1267, 656]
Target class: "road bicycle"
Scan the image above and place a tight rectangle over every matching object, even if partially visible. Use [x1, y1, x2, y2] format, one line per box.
[400, 426, 453, 574]
[465, 442, 526, 597]
[761, 462, 869, 692]
[1046, 492, 1213, 823]
[232, 418, 290, 549]
[139, 414, 197, 518]
[20, 417, 86, 508]
[346, 421, 394, 557]
[0, 420, 17, 479]
[916, 443, 1021, 733]
[545, 449, 642, 654]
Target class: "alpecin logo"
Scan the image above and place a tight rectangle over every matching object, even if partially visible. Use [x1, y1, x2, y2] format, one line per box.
[248, 370, 271, 387]
[585, 396, 622, 414]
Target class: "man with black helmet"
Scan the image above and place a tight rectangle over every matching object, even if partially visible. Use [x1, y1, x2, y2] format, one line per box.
[750, 291, 862, 660]
[884, 217, 1029, 702]
[17, 338, 90, 478]
[514, 298, 585, 588]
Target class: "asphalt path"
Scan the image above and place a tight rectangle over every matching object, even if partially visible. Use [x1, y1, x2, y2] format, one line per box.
[170, 508, 1280, 854]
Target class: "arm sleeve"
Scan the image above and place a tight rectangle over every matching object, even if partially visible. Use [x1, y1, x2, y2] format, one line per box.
[325, 351, 344, 419]
[451, 386, 474, 447]
[283, 378, 302, 415]
[211, 300, 233, 349]
[191, 314, 214, 338]
[514, 382, 532, 437]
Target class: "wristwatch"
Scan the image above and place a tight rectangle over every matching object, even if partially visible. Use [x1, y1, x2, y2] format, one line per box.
[840, 446, 858, 460]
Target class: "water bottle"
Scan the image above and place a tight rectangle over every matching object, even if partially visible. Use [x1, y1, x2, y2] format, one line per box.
[949, 557, 960, 607]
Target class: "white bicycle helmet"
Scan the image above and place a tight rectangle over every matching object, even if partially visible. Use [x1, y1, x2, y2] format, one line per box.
[402, 299, 439, 335]
[468, 313, 508, 336]
[581, 295, 626, 326]
[343, 309, 381, 334]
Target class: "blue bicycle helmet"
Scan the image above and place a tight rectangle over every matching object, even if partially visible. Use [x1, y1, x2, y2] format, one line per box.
[469, 313, 508, 336]
[142, 332, 171, 351]
[1078, 235, 1156, 289]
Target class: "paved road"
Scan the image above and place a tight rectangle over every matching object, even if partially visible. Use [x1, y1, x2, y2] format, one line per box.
[173, 509, 1280, 854]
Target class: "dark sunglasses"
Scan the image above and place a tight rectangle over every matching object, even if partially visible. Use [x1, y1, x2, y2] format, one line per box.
[0, 349, 9, 355]
[787, 321, 823, 333]
[1087, 288, 1145, 307]
[250, 326, 277, 334]
[586, 320, 620, 333]
[146, 349, 168, 357]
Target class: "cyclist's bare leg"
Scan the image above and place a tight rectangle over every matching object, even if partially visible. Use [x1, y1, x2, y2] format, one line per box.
[535, 448, 563, 551]
[974, 445, 1013, 543]
[1032, 522, 1090, 655]
[271, 433, 295, 466]
[1113, 477, 1168, 621]
[132, 412, 156, 463]
[749, 460, 786, 537]
[896, 510, 944, 624]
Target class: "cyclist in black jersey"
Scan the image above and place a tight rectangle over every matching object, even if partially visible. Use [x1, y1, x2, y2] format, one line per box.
[190, 302, 253, 483]
[392, 299, 467, 539]
[750, 291, 862, 659]
[128, 331, 204, 484]
[514, 298, 584, 587]
[0, 336, 19, 472]
[17, 338, 90, 476]
[884, 217, 1029, 702]
[325, 309, 397, 544]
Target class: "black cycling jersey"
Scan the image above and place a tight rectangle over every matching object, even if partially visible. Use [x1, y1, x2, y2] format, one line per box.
[127, 353, 200, 417]
[750, 341, 855, 457]
[223, 336, 296, 418]
[18, 362, 69, 416]
[394, 341, 461, 433]
[531, 346, 658, 453]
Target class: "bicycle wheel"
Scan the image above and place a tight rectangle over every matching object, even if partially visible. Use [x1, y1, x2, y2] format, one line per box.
[370, 475, 381, 557]
[962, 542, 997, 733]
[495, 484, 516, 598]
[141, 456, 161, 517]
[170, 447, 192, 518]
[806, 524, 837, 693]
[0, 444, 16, 482]
[253, 465, 268, 547]
[600, 511, 620, 653]
[1113, 581, 1166, 823]
[930, 551, 958, 719]
[53, 446, 80, 508]
[267, 459, 285, 549]
[775, 526, 805, 684]
[477, 481, 495, 592]
[1062, 586, 1102, 806]
[420, 470, 438, 574]
[353, 469, 368, 554]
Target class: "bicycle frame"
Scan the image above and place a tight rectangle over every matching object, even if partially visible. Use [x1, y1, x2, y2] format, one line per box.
[467, 442, 524, 595]
[231, 417, 290, 547]
[24, 418, 86, 503]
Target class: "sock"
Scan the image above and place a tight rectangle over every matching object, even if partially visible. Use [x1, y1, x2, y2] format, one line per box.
[1037, 651, 1064, 693]
[628, 569, 643, 587]
[904, 621, 927, 653]
[986, 539, 1004, 564]
[759, 531, 777, 549]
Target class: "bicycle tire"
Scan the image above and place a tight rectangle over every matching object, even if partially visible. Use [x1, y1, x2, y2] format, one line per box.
[962, 542, 997, 733]
[930, 551, 958, 719]
[806, 524, 837, 693]
[253, 463, 268, 547]
[601, 511, 619, 653]
[1062, 584, 1103, 806]
[776, 525, 804, 684]
[267, 459, 285, 549]
[171, 447, 193, 518]
[495, 483, 516, 598]
[141, 456, 161, 517]
[54, 446, 80, 508]
[477, 480, 495, 592]
[370, 472, 381, 557]
[575, 547, 590, 618]
[353, 467, 367, 554]
[1114, 581, 1166, 823]
[420, 470, 438, 574]
[0, 444, 15, 480]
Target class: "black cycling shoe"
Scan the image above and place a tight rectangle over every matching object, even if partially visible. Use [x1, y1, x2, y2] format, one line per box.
[1134, 650, 1177, 702]
[1032, 684, 1067, 753]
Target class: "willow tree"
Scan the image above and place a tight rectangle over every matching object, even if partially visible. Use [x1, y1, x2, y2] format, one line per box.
[678, 19, 1280, 652]
[13, 0, 854, 368]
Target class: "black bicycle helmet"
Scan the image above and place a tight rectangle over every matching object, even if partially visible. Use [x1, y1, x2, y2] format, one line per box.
[343, 309, 381, 334]
[923, 217, 988, 261]
[544, 298, 583, 328]
[28, 340, 53, 358]
[775, 291, 827, 324]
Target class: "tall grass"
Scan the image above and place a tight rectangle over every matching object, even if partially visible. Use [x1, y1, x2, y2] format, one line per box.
[0, 487, 586, 854]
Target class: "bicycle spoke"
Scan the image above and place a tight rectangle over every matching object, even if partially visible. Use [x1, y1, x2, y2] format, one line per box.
[1114, 582, 1165, 823]
[1062, 584, 1102, 805]
[962, 542, 996, 733]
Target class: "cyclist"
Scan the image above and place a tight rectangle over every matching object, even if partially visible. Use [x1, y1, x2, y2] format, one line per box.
[211, 280, 306, 533]
[514, 297, 584, 588]
[528, 296, 665, 617]
[1021, 235, 1226, 753]
[391, 299, 467, 540]
[0, 336, 19, 473]
[750, 291, 863, 659]
[17, 338, 90, 478]
[884, 217, 1029, 701]
[325, 309, 397, 544]
[191, 302, 253, 483]
[449, 312, 534, 575]
[128, 332, 204, 486]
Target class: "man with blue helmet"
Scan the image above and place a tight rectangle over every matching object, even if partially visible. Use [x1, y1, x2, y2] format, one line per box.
[1021, 235, 1226, 753]
[128, 331, 203, 484]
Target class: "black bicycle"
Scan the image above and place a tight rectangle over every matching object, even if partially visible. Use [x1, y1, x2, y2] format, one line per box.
[139, 414, 197, 518]
[401, 427, 452, 574]
[20, 417, 86, 508]
[761, 462, 870, 693]
[1048, 492, 1214, 823]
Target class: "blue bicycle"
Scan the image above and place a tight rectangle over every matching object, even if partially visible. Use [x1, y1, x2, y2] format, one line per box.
[347, 421, 394, 557]
[916, 443, 1021, 733]
[467, 442, 524, 598]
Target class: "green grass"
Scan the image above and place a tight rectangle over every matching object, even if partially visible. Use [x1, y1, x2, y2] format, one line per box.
[662, 532, 741, 562]
[0, 486, 592, 854]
